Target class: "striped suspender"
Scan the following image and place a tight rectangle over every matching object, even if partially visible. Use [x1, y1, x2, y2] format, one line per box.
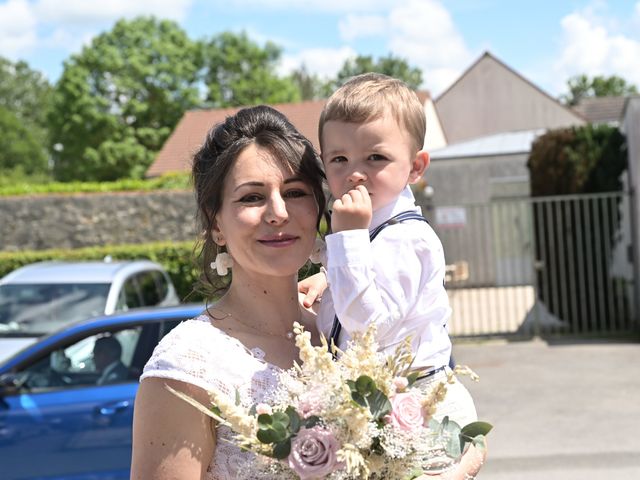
[328, 210, 428, 355]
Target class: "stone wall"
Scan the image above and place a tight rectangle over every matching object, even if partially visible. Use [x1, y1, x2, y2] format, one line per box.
[0, 190, 198, 252]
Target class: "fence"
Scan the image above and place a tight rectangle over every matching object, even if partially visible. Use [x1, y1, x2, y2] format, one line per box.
[426, 192, 637, 338]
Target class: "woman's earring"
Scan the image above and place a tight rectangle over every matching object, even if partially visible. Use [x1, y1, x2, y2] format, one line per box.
[211, 249, 233, 276]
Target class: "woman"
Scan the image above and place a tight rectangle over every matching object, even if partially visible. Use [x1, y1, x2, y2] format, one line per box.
[130, 105, 485, 479]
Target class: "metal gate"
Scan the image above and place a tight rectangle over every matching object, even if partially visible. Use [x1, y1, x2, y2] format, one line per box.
[426, 192, 637, 338]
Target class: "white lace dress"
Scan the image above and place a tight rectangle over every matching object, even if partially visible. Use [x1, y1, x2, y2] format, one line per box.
[140, 314, 281, 479]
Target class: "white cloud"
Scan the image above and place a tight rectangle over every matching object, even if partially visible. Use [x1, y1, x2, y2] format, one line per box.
[279, 46, 357, 79]
[338, 14, 388, 41]
[554, 6, 640, 94]
[0, 0, 37, 57]
[386, 0, 473, 95]
[33, 0, 193, 24]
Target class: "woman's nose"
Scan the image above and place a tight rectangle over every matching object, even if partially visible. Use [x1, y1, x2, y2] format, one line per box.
[265, 194, 289, 224]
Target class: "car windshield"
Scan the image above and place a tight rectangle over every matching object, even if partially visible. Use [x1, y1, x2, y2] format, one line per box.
[0, 283, 111, 335]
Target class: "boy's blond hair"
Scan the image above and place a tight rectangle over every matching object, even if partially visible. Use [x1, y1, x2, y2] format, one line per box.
[319, 72, 426, 153]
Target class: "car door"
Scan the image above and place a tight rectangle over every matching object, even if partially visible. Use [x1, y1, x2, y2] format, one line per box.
[0, 323, 160, 480]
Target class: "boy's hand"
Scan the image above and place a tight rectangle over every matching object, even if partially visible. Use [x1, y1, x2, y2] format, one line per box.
[298, 271, 328, 308]
[331, 185, 372, 232]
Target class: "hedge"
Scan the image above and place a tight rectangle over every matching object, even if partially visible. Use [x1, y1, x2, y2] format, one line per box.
[0, 172, 192, 197]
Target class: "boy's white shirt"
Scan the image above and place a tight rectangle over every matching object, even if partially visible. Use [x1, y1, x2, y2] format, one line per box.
[316, 185, 452, 369]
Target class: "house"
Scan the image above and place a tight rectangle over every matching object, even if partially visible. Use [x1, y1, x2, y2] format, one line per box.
[146, 92, 436, 177]
[434, 51, 585, 145]
[573, 95, 638, 126]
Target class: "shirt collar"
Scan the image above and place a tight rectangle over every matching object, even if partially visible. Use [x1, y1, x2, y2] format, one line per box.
[370, 186, 421, 231]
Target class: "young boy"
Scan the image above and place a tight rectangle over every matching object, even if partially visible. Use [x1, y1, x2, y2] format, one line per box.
[306, 72, 477, 426]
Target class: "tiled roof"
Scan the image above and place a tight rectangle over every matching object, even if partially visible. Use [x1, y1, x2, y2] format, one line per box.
[147, 91, 431, 177]
[146, 100, 327, 177]
[572, 96, 630, 124]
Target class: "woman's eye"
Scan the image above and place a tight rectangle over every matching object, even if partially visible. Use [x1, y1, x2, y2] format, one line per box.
[330, 156, 347, 164]
[238, 194, 263, 203]
[284, 189, 309, 199]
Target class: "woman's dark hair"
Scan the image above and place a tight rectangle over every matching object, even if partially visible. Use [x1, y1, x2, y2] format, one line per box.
[191, 105, 326, 297]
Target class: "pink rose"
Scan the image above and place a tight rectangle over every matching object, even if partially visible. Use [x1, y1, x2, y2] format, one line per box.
[386, 391, 425, 431]
[288, 427, 340, 479]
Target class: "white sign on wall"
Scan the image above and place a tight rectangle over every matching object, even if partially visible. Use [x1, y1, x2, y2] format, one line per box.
[435, 206, 467, 229]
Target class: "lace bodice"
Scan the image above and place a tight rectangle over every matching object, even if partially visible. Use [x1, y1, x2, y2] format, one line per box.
[141, 314, 281, 479]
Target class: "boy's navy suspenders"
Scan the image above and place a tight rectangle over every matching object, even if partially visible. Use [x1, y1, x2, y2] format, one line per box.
[327, 210, 428, 353]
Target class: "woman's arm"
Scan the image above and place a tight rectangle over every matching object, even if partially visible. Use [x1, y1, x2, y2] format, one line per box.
[131, 377, 216, 480]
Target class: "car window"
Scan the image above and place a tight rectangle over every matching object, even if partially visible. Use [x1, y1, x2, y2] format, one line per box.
[137, 272, 161, 306]
[155, 271, 170, 302]
[115, 278, 143, 312]
[12, 327, 142, 391]
[0, 283, 110, 335]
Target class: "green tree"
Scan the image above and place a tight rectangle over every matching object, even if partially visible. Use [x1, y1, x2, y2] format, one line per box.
[332, 53, 423, 90]
[202, 31, 300, 107]
[561, 74, 639, 106]
[0, 106, 48, 174]
[49, 16, 202, 181]
[289, 64, 332, 100]
[0, 57, 53, 167]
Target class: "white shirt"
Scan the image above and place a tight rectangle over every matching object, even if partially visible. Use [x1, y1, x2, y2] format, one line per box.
[316, 186, 452, 369]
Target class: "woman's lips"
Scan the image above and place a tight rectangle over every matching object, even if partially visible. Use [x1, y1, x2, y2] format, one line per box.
[258, 235, 298, 247]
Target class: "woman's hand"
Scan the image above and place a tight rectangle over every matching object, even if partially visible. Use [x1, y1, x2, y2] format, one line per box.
[418, 443, 486, 479]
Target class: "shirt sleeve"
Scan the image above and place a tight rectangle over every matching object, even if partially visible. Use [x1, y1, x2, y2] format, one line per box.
[324, 222, 446, 339]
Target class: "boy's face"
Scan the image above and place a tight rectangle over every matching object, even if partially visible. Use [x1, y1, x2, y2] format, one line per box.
[321, 113, 425, 212]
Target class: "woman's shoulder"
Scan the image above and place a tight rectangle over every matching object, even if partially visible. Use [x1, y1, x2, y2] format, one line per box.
[140, 314, 252, 392]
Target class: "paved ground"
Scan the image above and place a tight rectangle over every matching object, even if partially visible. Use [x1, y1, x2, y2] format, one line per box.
[451, 337, 640, 479]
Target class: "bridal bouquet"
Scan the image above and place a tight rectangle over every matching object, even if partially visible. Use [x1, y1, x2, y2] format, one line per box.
[174, 323, 491, 479]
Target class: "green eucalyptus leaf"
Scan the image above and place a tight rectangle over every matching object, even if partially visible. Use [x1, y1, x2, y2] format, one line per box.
[286, 406, 301, 433]
[257, 428, 277, 444]
[461, 421, 493, 438]
[271, 422, 288, 442]
[257, 414, 272, 427]
[272, 411, 290, 427]
[368, 389, 392, 419]
[272, 439, 292, 459]
[304, 415, 320, 428]
[355, 375, 375, 394]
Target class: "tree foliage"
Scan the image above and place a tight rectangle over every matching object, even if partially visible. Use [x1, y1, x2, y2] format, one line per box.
[527, 124, 627, 196]
[332, 54, 423, 90]
[0, 56, 53, 139]
[0, 106, 48, 174]
[49, 16, 202, 181]
[202, 31, 300, 107]
[561, 74, 639, 106]
[289, 64, 332, 100]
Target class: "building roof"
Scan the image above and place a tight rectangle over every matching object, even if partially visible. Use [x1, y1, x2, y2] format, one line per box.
[147, 90, 431, 177]
[146, 100, 327, 177]
[572, 96, 632, 124]
[429, 129, 545, 160]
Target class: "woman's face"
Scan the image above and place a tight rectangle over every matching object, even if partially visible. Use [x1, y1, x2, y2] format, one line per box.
[214, 143, 319, 279]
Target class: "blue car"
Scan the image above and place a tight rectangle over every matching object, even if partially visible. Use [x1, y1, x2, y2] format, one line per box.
[0, 304, 204, 480]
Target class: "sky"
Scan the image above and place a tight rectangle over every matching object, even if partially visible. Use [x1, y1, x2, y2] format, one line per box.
[1, 0, 639, 99]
